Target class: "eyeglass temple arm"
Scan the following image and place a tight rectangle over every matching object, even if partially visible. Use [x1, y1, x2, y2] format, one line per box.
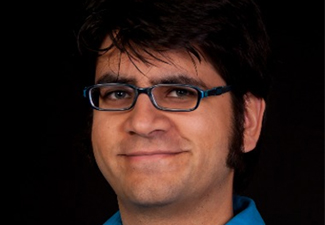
[203, 85, 232, 98]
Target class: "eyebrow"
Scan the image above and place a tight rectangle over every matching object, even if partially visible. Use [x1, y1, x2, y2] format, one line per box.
[96, 73, 136, 85]
[96, 72, 208, 89]
[159, 75, 208, 89]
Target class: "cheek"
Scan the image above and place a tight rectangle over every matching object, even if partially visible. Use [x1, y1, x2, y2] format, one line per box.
[176, 111, 231, 152]
[91, 113, 122, 180]
[173, 108, 233, 185]
[91, 113, 119, 158]
[184, 100, 232, 139]
[177, 99, 234, 160]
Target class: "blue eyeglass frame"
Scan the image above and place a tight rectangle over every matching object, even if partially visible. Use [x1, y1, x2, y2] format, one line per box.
[83, 83, 232, 112]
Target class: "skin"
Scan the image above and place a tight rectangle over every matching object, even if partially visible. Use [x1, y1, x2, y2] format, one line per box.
[91, 38, 265, 225]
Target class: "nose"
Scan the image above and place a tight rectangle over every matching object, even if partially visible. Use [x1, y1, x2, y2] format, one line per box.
[124, 93, 171, 137]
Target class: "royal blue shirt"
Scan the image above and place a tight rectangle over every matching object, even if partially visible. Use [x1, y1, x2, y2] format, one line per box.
[103, 195, 265, 225]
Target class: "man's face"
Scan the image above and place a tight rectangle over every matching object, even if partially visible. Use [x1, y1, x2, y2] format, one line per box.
[91, 41, 235, 208]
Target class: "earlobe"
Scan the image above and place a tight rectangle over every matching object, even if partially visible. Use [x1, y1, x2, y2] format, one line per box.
[243, 93, 266, 152]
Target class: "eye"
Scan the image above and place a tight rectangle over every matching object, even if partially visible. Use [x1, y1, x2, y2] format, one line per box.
[99, 86, 133, 100]
[107, 90, 129, 100]
[166, 87, 197, 98]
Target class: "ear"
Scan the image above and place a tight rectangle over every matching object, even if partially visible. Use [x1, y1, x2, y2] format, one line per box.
[243, 93, 266, 153]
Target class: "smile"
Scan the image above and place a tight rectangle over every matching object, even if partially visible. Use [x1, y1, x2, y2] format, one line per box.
[120, 151, 187, 161]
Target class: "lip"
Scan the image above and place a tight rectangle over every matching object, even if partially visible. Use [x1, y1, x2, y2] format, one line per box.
[119, 151, 186, 161]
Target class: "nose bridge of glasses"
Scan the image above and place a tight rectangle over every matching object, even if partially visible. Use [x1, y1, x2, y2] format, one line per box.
[134, 86, 157, 106]
[136, 86, 153, 97]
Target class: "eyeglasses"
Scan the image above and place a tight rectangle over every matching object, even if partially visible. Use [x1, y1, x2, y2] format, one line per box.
[83, 83, 232, 112]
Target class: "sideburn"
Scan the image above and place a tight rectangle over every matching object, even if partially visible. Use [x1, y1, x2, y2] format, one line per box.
[226, 93, 246, 193]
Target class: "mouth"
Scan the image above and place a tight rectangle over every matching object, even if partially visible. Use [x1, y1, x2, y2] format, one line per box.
[119, 151, 187, 161]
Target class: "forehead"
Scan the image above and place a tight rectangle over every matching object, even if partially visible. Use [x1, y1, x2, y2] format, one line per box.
[95, 38, 224, 87]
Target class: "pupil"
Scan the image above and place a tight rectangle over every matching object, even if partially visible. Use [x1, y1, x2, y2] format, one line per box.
[115, 91, 125, 98]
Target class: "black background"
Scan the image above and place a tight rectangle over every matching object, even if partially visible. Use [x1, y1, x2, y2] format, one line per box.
[20, 1, 323, 224]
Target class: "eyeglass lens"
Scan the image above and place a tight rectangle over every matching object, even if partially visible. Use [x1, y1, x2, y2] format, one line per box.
[90, 84, 200, 110]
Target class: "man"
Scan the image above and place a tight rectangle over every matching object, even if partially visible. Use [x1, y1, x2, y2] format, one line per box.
[77, 0, 271, 224]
